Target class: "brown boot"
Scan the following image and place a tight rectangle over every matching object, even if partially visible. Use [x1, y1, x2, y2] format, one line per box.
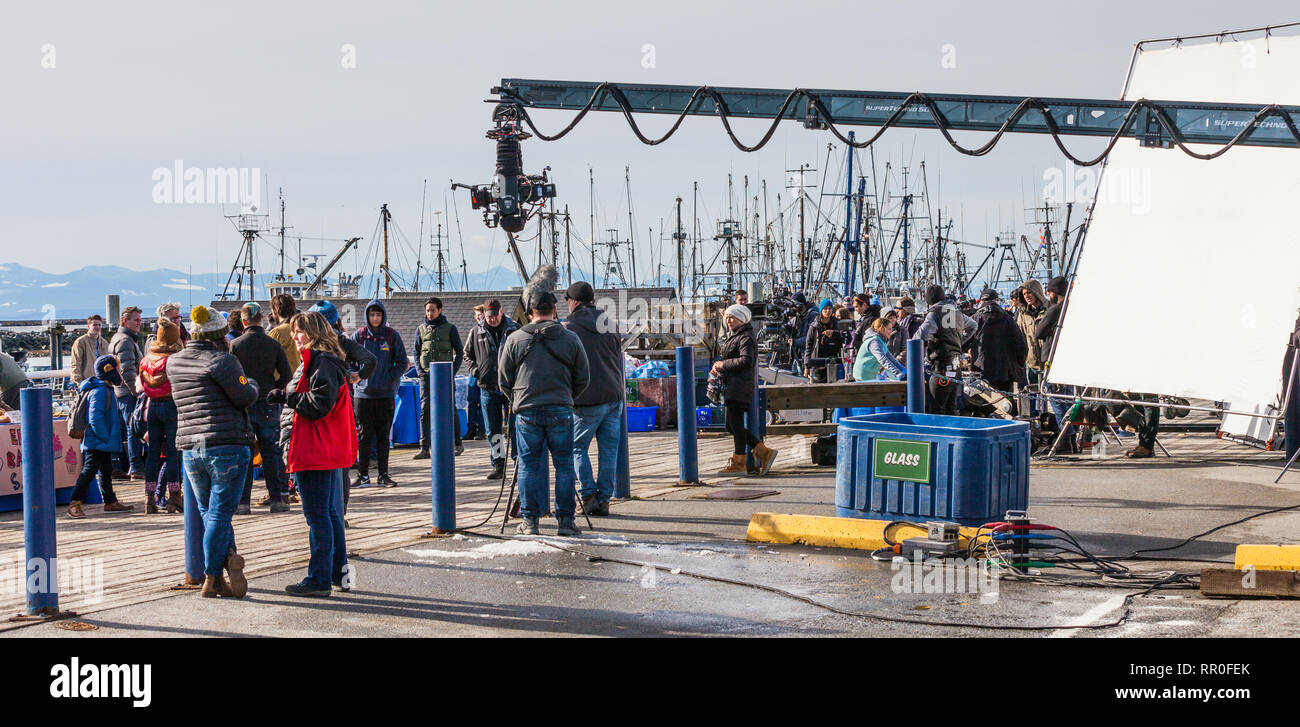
[1126, 445, 1154, 459]
[67, 501, 85, 519]
[166, 490, 183, 513]
[145, 486, 159, 514]
[201, 574, 236, 598]
[103, 501, 135, 513]
[224, 549, 248, 598]
[752, 441, 779, 475]
[718, 454, 748, 474]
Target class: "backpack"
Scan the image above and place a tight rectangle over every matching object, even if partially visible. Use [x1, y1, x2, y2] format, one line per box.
[810, 433, 838, 466]
[67, 386, 94, 439]
[127, 392, 149, 439]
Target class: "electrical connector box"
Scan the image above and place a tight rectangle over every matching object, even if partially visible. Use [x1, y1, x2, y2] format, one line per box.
[901, 536, 964, 560]
[926, 520, 961, 542]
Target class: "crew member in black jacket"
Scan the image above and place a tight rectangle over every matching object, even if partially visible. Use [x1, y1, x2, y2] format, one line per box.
[231, 302, 293, 512]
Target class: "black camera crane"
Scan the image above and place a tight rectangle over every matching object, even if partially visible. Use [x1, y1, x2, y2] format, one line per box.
[451, 100, 558, 284]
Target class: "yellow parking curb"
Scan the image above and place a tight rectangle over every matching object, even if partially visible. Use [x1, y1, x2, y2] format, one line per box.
[1234, 544, 1300, 571]
[745, 512, 981, 551]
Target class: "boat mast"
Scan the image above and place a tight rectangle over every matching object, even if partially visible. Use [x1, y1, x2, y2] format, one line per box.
[381, 203, 392, 299]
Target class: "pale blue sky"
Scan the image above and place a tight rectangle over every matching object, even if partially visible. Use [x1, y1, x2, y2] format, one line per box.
[2, 0, 1295, 280]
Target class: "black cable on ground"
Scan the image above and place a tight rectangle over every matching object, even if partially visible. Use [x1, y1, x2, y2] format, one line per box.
[1114, 503, 1300, 560]
[461, 530, 1176, 632]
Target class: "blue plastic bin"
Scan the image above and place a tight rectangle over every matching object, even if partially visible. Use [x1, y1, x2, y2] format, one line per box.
[627, 405, 658, 432]
[390, 381, 420, 445]
[836, 412, 1029, 526]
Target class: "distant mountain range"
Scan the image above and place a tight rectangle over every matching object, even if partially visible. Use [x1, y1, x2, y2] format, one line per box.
[0, 262, 672, 321]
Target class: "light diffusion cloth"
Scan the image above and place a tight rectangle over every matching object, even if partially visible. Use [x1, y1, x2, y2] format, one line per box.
[1047, 34, 1300, 412]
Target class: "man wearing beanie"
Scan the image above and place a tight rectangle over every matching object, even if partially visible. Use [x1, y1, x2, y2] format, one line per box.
[563, 281, 623, 516]
[66, 355, 135, 518]
[804, 298, 844, 375]
[911, 285, 978, 415]
[167, 306, 259, 598]
[1034, 276, 1069, 353]
[889, 297, 921, 356]
[231, 301, 293, 512]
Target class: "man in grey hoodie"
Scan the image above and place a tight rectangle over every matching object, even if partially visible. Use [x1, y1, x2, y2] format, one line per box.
[498, 290, 590, 536]
[562, 281, 623, 516]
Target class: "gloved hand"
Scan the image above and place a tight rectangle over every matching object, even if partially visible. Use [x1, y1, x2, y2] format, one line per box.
[266, 388, 287, 405]
[897, 370, 907, 382]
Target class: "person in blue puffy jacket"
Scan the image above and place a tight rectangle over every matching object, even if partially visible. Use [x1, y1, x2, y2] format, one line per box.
[67, 355, 136, 518]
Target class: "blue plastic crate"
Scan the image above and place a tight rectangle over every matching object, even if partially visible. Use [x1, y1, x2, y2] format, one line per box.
[627, 405, 658, 432]
[695, 406, 711, 427]
[836, 412, 1029, 526]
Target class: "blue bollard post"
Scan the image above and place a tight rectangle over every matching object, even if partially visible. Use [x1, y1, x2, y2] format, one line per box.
[180, 463, 204, 587]
[675, 346, 700, 485]
[615, 403, 630, 499]
[21, 388, 58, 615]
[429, 362, 456, 535]
[906, 339, 925, 414]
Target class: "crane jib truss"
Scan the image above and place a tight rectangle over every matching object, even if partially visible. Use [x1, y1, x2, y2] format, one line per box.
[496, 79, 1300, 151]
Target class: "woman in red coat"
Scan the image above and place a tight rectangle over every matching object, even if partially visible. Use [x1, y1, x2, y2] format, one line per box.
[270, 311, 357, 597]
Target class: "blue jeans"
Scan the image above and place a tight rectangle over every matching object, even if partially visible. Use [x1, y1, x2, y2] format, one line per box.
[296, 468, 347, 589]
[145, 398, 180, 493]
[572, 401, 622, 505]
[183, 445, 251, 577]
[480, 389, 511, 465]
[515, 407, 576, 520]
[1048, 383, 1076, 451]
[116, 393, 145, 474]
[243, 402, 287, 503]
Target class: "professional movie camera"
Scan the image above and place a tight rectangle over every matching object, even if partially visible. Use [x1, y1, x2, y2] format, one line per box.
[452, 102, 557, 234]
[755, 288, 805, 370]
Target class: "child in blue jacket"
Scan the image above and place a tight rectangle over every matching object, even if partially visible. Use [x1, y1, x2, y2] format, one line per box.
[68, 355, 136, 518]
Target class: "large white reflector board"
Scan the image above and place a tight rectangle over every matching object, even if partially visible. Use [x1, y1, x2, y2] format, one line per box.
[1048, 35, 1300, 411]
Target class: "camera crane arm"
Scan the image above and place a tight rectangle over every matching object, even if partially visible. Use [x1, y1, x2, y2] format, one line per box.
[495, 79, 1300, 156]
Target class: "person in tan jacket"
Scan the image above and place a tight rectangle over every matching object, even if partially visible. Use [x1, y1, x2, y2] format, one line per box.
[268, 293, 301, 373]
[1017, 279, 1047, 370]
[70, 315, 109, 384]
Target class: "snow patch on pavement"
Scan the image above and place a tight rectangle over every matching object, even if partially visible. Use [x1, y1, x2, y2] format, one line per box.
[404, 540, 554, 560]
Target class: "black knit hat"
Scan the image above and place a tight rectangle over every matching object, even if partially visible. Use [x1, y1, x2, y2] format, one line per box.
[565, 281, 595, 303]
[1046, 276, 1068, 296]
[925, 284, 946, 306]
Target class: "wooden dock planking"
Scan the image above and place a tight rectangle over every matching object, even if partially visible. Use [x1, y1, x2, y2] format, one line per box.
[0, 432, 796, 629]
[0, 427, 1275, 630]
